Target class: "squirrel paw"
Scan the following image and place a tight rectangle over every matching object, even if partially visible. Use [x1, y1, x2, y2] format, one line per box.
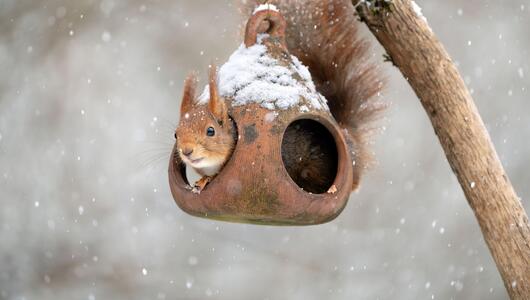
[192, 176, 212, 194]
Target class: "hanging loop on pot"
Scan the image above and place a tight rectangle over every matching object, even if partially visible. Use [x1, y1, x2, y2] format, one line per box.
[244, 9, 287, 48]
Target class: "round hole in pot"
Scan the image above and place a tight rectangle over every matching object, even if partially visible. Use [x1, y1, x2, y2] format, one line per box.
[281, 119, 338, 194]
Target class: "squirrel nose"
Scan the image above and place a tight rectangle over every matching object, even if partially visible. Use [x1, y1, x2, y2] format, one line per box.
[181, 148, 193, 157]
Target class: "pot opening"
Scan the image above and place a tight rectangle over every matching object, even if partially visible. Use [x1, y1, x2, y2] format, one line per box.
[281, 119, 338, 194]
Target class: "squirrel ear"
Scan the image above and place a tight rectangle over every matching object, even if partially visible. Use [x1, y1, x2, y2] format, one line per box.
[180, 73, 197, 118]
[207, 65, 228, 124]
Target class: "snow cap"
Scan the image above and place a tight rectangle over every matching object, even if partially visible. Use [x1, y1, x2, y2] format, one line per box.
[198, 34, 329, 111]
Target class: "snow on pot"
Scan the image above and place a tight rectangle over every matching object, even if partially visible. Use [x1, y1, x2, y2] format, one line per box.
[168, 7, 355, 225]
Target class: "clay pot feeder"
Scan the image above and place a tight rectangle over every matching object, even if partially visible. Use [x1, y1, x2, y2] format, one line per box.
[168, 9, 355, 225]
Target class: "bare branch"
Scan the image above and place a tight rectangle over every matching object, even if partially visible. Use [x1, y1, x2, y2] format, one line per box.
[352, 0, 530, 298]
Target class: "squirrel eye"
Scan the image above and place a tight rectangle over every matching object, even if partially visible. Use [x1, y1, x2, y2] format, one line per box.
[174, 132, 177, 139]
[206, 127, 215, 137]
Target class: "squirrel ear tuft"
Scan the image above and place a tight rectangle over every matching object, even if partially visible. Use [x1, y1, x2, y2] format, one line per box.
[208, 65, 228, 124]
[180, 73, 197, 118]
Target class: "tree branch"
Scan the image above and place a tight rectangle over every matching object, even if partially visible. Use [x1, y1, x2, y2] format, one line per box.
[351, 0, 530, 298]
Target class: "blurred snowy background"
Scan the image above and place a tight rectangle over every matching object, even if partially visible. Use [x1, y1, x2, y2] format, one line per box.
[0, 0, 528, 299]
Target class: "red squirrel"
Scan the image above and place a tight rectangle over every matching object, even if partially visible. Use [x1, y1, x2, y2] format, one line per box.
[175, 0, 384, 192]
[175, 67, 237, 192]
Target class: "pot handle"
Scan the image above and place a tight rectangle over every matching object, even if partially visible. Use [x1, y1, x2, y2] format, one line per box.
[244, 9, 287, 48]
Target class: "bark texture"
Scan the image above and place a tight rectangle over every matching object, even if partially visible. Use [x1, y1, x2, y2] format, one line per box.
[351, 0, 530, 298]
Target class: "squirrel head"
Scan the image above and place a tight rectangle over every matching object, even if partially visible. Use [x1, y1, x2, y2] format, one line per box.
[175, 66, 236, 176]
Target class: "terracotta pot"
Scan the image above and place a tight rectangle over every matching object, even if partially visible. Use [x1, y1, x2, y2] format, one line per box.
[168, 9, 355, 225]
